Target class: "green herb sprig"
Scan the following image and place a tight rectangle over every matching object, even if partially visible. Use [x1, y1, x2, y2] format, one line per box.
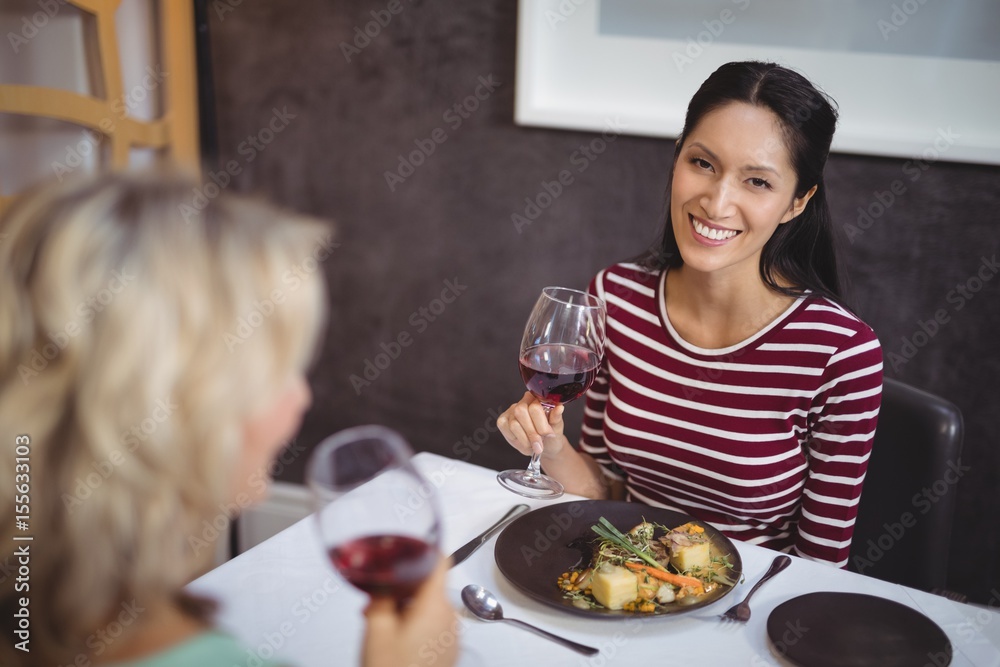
[590, 517, 666, 571]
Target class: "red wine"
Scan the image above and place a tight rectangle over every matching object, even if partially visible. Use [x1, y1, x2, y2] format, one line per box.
[329, 534, 436, 599]
[519, 344, 601, 405]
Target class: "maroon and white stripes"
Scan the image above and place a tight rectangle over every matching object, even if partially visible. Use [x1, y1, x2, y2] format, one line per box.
[580, 263, 883, 567]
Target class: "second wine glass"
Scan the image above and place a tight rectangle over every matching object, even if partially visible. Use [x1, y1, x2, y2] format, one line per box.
[307, 425, 441, 601]
[497, 287, 606, 499]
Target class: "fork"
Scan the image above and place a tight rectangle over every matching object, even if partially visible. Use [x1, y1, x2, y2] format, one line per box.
[720, 554, 792, 622]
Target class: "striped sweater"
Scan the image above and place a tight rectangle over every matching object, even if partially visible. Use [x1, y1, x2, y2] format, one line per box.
[580, 263, 883, 567]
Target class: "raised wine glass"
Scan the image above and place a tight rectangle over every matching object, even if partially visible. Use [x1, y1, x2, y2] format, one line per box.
[497, 287, 606, 499]
[307, 425, 441, 601]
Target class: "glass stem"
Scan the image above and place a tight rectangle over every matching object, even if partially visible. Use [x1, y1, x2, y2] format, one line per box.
[526, 451, 543, 478]
[526, 404, 554, 479]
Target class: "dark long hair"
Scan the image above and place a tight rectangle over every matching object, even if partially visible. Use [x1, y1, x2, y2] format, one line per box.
[646, 61, 844, 305]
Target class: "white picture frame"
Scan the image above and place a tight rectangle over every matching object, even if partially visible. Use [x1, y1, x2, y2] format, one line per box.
[515, 0, 1000, 165]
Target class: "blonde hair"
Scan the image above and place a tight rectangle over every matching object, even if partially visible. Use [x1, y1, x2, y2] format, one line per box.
[0, 169, 329, 665]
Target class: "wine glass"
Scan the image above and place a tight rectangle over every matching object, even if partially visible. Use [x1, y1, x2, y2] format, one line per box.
[306, 425, 441, 601]
[497, 287, 606, 499]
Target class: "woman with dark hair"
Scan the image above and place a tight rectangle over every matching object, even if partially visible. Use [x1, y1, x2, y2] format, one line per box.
[498, 61, 883, 568]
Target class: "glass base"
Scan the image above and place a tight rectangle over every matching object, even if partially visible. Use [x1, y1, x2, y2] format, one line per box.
[497, 469, 564, 499]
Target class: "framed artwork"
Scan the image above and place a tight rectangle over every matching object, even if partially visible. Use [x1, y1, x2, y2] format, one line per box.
[516, 0, 1000, 165]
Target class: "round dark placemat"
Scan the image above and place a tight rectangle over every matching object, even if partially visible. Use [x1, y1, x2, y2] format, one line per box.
[767, 592, 952, 667]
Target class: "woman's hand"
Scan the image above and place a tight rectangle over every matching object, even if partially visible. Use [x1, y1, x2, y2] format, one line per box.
[362, 556, 459, 667]
[496, 391, 569, 459]
[497, 391, 614, 499]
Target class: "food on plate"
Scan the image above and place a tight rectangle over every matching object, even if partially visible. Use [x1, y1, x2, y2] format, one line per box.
[555, 517, 736, 613]
[589, 564, 637, 610]
[664, 522, 711, 572]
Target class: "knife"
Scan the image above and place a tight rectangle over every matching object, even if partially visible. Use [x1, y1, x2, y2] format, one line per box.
[448, 504, 530, 567]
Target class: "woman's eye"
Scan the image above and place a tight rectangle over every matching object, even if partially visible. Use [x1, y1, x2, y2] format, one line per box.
[691, 157, 713, 170]
[748, 177, 772, 189]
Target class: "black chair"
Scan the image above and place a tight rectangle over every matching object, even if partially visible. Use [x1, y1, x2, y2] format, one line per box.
[847, 378, 964, 593]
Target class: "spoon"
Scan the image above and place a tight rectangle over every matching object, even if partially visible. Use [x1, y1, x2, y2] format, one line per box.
[461, 584, 599, 656]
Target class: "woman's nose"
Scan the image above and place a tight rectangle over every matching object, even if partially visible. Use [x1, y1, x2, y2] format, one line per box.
[700, 179, 734, 220]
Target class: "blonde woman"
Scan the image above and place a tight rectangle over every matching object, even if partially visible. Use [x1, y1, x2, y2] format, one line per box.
[0, 171, 457, 667]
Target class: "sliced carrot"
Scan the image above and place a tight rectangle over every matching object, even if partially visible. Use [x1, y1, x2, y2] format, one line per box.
[624, 561, 704, 594]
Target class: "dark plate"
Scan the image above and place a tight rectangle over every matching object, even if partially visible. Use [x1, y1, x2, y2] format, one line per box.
[767, 592, 952, 667]
[493, 499, 743, 618]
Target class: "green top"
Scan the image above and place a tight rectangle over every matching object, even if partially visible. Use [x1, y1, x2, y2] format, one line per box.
[107, 630, 288, 667]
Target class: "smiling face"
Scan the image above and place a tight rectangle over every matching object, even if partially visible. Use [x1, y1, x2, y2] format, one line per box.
[670, 102, 816, 283]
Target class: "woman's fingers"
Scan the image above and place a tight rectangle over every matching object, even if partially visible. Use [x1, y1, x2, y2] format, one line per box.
[548, 403, 565, 430]
[362, 556, 459, 667]
[498, 392, 543, 449]
[511, 399, 547, 450]
[497, 392, 567, 456]
[404, 556, 451, 619]
[497, 399, 534, 455]
[508, 419, 539, 454]
[524, 399, 553, 437]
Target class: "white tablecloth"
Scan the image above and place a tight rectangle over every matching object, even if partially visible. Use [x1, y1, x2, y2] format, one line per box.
[189, 453, 1000, 666]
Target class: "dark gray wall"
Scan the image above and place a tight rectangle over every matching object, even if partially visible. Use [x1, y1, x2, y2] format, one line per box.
[206, 1, 999, 603]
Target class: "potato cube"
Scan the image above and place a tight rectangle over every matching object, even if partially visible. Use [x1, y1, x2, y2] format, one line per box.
[590, 564, 638, 610]
[670, 541, 710, 572]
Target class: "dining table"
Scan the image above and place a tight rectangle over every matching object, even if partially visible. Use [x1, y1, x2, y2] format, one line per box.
[189, 452, 1000, 667]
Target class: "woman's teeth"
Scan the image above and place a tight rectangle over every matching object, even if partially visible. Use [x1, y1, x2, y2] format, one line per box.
[692, 218, 738, 241]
